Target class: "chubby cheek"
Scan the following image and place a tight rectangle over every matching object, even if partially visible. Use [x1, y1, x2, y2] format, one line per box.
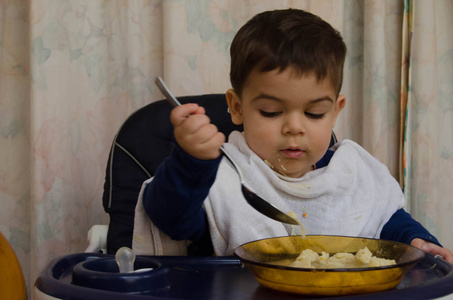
[309, 130, 333, 157]
[243, 127, 275, 159]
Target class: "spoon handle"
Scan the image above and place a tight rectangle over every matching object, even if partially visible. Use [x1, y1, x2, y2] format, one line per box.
[155, 77, 181, 107]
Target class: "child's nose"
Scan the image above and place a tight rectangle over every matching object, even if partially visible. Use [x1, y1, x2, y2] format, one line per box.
[282, 114, 305, 135]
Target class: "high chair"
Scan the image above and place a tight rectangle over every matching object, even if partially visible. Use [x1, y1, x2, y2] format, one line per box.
[88, 94, 337, 255]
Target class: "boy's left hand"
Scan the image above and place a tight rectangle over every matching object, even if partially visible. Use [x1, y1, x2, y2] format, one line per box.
[411, 238, 453, 264]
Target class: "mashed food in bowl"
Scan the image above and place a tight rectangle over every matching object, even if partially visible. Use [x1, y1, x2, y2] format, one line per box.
[286, 212, 396, 268]
[291, 246, 396, 268]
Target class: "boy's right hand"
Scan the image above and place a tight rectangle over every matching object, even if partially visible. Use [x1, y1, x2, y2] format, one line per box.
[171, 103, 225, 160]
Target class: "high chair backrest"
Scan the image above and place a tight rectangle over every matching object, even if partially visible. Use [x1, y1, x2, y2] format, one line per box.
[102, 94, 337, 254]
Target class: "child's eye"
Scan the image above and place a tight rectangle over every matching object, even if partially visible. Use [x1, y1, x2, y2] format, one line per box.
[259, 110, 282, 117]
[305, 112, 325, 119]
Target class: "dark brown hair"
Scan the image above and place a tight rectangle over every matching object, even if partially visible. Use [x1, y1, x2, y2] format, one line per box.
[229, 9, 346, 95]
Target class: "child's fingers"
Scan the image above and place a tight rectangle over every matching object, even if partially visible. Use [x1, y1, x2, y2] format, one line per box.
[170, 103, 205, 127]
[422, 243, 453, 264]
[196, 124, 225, 147]
[438, 249, 453, 264]
[174, 118, 225, 160]
[190, 130, 225, 160]
[193, 105, 206, 115]
[203, 131, 226, 159]
[170, 102, 223, 160]
[176, 113, 212, 137]
[412, 238, 453, 264]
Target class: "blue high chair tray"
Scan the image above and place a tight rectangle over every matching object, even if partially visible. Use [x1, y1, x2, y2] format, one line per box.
[35, 253, 453, 299]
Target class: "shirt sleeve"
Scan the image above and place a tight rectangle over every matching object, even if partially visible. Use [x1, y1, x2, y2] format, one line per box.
[142, 142, 222, 241]
[380, 208, 441, 246]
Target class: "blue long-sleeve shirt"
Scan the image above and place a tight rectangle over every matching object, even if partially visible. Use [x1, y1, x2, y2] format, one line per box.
[143, 142, 441, 248]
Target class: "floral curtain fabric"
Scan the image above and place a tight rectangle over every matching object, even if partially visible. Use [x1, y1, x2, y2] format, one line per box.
[403, 0, 453, 241]
[1, 0, 452, 294]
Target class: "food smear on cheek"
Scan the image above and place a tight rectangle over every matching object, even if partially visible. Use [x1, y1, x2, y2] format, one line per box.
[263, 152, 290, 177]
[276, 152, 290, 174]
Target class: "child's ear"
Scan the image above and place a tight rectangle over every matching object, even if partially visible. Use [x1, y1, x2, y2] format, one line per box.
[226, 89, 243, 125]
[332, 94, 346, 127]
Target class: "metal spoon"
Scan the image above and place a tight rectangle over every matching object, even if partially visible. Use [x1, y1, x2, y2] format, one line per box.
[155, 77, 298, 225]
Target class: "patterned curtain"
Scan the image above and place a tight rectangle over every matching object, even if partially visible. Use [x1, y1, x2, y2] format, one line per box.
[1, 0, 452, 295]
[403, 0, 453, 246]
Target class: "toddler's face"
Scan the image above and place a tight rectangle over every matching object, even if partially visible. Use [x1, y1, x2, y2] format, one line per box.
[227, 67, 345, 178]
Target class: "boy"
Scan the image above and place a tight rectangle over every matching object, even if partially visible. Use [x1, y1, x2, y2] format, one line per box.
[137, 9, 453, 261]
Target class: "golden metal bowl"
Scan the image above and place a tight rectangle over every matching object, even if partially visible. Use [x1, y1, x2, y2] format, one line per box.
[234, 235, 424, 296]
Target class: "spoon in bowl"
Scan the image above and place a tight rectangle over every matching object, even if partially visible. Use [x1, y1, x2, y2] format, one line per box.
[155, 77, 299, 225]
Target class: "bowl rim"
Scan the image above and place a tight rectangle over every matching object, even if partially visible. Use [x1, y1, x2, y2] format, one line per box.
[233, 235, 425, 272]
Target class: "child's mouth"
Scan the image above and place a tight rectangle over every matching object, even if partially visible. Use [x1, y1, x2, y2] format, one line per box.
[281, 148, 304, 159]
